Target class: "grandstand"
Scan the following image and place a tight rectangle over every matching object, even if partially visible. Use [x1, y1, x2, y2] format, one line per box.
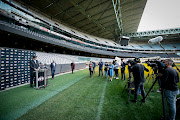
[0, 0, 180, 120]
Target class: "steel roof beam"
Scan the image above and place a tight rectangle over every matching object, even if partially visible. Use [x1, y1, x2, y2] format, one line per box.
[68, 0, 110, 21]
[69, 7, 113, 26]
[77, 14, 114, 29]
[112, 0, 123, 36]
[123, 28, 180, 37]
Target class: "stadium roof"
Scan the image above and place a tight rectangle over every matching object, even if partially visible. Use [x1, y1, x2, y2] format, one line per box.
[14, 0, 180, 43]
[16, 0, 147, 40]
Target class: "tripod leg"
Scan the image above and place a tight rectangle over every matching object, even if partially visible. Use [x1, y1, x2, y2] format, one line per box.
[127, 86, 131, 104]
[140, 77, 158, 105]
[161, 89, 167, 120]
[122, 84, 127, 93]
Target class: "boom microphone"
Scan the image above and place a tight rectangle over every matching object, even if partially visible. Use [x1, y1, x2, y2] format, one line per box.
[148, 36, 163, 44]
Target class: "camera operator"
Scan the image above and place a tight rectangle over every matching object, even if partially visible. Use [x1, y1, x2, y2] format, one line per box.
[129, 58, 149, 103]
[158, 59, 179, 120]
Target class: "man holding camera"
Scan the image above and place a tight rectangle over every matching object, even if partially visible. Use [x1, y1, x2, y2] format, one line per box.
[129, 58, 149, 103]
[159, 59, 179, 120]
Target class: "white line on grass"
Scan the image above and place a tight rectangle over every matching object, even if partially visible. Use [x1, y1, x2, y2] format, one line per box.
[96, 79, 108, 120]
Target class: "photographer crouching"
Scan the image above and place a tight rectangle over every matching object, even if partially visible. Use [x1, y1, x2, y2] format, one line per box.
[129, 58, 149, 103]
[158, 59, 179, 120]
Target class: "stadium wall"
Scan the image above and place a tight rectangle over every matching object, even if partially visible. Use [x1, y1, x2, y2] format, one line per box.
[45, 63, 86, 76]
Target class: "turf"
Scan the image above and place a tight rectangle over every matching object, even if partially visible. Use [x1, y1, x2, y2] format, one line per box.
[0, 64, 180, 120]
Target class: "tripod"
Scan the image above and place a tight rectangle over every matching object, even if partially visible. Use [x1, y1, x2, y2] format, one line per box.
[145, 68, 157, 92]
[140, 75, 167, 120]
[122, 76, 135, 104]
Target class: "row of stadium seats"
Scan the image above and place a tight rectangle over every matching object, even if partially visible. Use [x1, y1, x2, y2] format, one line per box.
[36, 51, 114, 64]
[0, 20, 179, 58]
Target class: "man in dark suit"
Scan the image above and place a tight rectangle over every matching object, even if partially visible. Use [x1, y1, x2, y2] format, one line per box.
[50, 60, 56, 79]
[30, 56, 39, 87]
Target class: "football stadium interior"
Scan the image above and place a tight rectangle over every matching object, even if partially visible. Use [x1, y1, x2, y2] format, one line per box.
[0, 0, 180, 120]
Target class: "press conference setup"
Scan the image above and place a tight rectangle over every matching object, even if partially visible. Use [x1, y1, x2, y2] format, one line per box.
[0, 0, 180, 120]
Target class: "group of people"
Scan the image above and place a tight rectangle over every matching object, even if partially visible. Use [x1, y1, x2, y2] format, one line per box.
[89, 58, 129, 81]
[30, 56, 179, 120]
[89, 58, 179, 120]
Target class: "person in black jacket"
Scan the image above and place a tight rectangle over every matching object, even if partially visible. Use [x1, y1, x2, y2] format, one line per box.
[129, 58, 149, 103]
[159, 59, 179, 120]
[50, 60, 56, 79]
[30, 56, 39, 87]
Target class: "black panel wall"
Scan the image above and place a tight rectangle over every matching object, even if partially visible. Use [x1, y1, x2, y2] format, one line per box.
[0, 47, 35, 90]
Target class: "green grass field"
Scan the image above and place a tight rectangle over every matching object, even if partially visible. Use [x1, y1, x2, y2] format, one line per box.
[0, 64, 180, 120]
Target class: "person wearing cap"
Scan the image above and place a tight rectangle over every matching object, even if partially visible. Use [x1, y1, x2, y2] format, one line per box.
[30, 56, 39, 87]
[129, 58, 149, 103]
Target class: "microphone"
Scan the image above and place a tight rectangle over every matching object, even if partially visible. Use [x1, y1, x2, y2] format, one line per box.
[148, 36, 163, 44]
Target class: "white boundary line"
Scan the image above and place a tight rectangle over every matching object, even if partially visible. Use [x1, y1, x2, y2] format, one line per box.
[96, 79, 108, 120]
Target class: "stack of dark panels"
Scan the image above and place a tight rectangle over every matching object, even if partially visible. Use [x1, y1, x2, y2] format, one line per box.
[0, 47, 35, 90]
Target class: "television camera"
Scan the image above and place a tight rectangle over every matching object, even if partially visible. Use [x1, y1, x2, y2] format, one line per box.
[126, 59, 136, 66]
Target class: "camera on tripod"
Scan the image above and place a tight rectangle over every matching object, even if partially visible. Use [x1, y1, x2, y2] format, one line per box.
[126, 59, 136, 66]
[145, 59, 165, 74]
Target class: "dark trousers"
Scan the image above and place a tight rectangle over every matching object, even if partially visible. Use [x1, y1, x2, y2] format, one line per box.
[115, 69, 119, 77]
[72, 69, 74, 74]
[134, 82, 146, 101]
[128, 71, 132, 79]
[99, 68, 103, 76]
[51, 70, 55, 78]
[121, 70, 125, 80]
[30, 73, 36, 87]
[89, 68, 93, 77]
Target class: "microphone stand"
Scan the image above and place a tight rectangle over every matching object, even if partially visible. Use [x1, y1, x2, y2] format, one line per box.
[159, 42, 180, 72]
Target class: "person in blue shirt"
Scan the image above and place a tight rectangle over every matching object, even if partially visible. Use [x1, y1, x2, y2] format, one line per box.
[109, 62, 114, 81]
[121, 59, 126, 81]
[98, 59, 103, 77]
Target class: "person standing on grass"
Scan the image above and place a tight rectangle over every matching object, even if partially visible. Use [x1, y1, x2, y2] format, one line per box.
[129, 58, 149, 103]
[50, 60, 56, 80]
[121, 59, 126, 81]
[109, 62, 114, 81]
[128, 63, 132, 80]
[93, 62, 96, 73]
[114, 60, 120, 79]
[159, 59, 179, 120]
[30, 56, 39, 87]
[98, 59, 103, 77]
[89, 61, 94, 78]
[104, 62, 109, 78]
[71, 62, 75, 74]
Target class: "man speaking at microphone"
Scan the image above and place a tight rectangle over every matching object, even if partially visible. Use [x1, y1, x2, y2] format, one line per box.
[30, 56, 39, 87]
